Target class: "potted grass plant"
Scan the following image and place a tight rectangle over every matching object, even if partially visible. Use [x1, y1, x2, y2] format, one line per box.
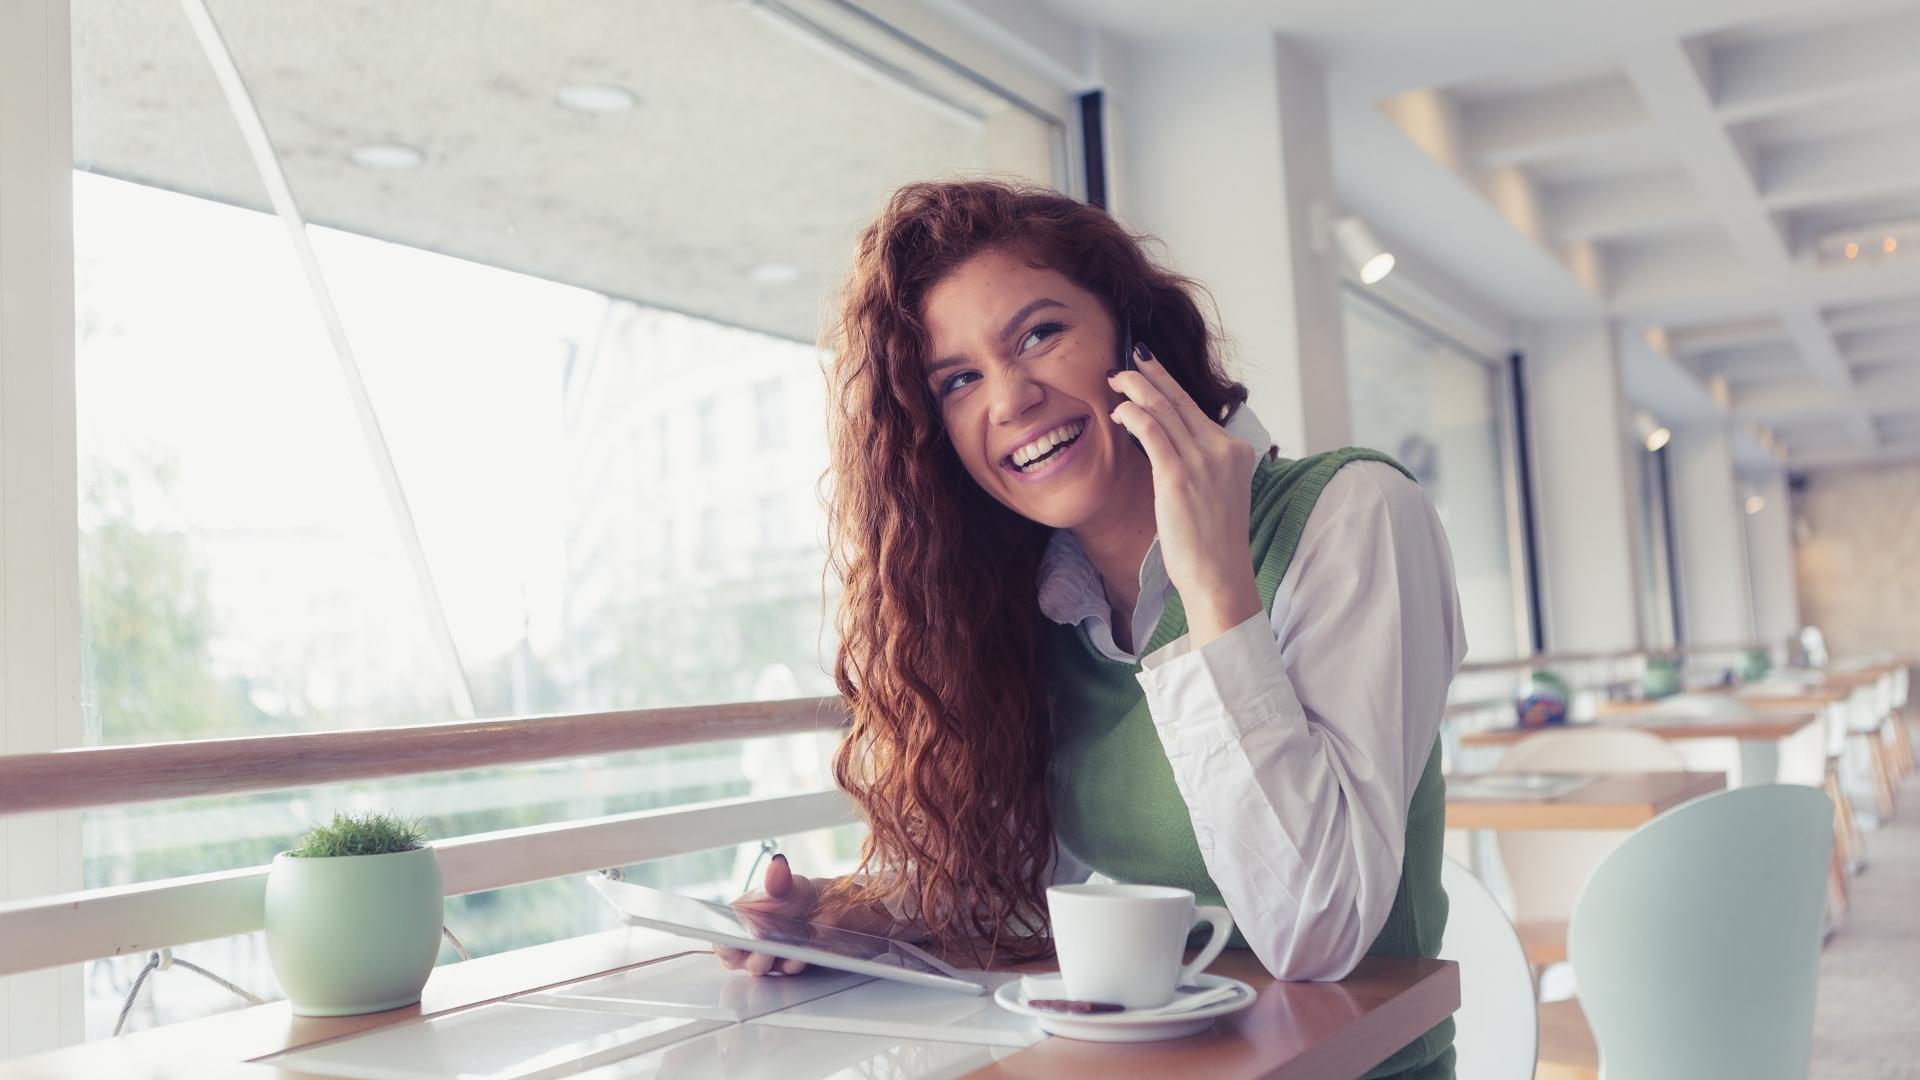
[265, 811, 443, 1016]
[1642, 654, 1683, 700]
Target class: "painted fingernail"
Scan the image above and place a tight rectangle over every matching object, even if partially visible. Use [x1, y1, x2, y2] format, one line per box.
[1134, 343, 1156, 364]
[1106, 368, 1121, 378]
[772, 853, 788, 865]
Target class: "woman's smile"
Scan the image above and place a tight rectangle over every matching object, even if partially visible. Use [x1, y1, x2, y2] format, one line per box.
[1003, 416, 1089, 479]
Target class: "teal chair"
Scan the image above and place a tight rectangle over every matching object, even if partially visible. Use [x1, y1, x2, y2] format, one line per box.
[1567, 785, 1834, 1079]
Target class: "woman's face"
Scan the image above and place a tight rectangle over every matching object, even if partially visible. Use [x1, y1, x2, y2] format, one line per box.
[921, 247, 1142, 529]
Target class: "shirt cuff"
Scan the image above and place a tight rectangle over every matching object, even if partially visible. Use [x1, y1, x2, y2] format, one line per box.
[1135, 610, 1301, 743]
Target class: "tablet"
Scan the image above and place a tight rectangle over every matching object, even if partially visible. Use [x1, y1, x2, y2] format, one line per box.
[583, 873, 988, 996]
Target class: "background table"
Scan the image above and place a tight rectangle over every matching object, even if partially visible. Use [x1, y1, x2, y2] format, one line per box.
[1444, 770, 1726, 831]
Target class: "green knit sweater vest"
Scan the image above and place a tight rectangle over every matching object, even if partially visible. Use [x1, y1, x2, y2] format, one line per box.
[1042, 447, 1454, 1080]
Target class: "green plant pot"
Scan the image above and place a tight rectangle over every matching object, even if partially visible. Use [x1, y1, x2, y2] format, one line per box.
[265, 846, 443, 1017]
[1642, 664, 1682, 700]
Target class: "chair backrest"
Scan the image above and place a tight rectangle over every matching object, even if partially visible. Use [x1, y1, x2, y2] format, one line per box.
[1437, 857, 1537, 1080]
[1497, 727, 1689, 773]
[1493, 729, 1688, 922]
[1569, 785, 1833, 1080]
[1637, 693, 1749, 722]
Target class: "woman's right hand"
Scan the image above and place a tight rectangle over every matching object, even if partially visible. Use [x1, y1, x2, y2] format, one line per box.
[717, 854, 822, 976]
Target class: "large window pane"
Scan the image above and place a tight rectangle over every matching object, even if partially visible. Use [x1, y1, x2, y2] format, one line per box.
[72, 0, 1066, 1035]
[1345, 294, 1523, 661]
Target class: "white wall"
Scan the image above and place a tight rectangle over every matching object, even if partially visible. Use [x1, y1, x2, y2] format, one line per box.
[1668, 425, 1754, 645]
[1109, 33, 1352, 456]
[0, 0, 86, 1055]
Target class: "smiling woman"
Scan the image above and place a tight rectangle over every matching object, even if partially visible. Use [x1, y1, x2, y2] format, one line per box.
[722, 180, 1469, 1080]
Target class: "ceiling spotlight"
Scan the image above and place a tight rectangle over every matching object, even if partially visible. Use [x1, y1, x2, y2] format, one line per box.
[1745, 493, 1765, 515]
[1634, 410, 1672, 452]
[349, 143, 424, 170]
[1817, 221, 1919, 263]
[1335, 216, 1396, 285]
[748, 262, 800, 285]
[556, 84, 638, 115]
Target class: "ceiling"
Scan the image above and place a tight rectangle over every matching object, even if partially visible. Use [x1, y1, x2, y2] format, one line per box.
[73, 0, 1920, 472]
[1041, 0, 1920, 474]
[72, 0, 1045, 346]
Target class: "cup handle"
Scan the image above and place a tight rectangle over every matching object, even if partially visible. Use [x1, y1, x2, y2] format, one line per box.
[1177, 905, 1234, 986]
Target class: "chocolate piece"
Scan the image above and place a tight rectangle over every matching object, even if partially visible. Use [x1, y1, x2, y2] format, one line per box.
[1027, 998, 1126, 1014]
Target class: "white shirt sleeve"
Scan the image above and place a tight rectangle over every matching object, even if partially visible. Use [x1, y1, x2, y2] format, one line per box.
[1134, 461, 1466, 981]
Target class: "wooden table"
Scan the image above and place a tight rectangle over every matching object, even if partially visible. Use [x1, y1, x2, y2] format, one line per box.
[1459, 711, 1819, 748]
[1458, 710, 1820, 786]
[1444, 770, 1727, 831]
[0, 929, 1460, 1080]
[972, 951, 1459, 1079]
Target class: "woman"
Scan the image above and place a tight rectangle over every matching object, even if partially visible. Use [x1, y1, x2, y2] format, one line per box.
[718, 180, 1465, 1079]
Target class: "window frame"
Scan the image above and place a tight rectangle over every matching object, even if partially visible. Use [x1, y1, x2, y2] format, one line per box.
[1, 0, 1091, 1051]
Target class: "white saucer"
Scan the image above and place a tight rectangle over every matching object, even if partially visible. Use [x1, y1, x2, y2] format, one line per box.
[992, 972, 1255, 1042]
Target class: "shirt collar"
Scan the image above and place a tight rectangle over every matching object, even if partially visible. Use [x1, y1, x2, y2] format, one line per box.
[1036, 402, 1273, 627]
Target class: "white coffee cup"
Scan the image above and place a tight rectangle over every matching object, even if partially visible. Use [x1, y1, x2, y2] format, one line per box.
[1046, 883, 1235, 1010]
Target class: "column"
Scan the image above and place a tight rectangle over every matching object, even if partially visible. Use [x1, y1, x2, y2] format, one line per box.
[1743, 469, 1799, 647]
[1522, 322, 1643, 652]
[1667, 425, 1755, 646]
[1111, 33, 1351, 455]
[1, 0, 86, 1054]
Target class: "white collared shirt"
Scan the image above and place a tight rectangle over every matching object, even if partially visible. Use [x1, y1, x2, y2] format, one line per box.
[1039, 405, 1467, 981]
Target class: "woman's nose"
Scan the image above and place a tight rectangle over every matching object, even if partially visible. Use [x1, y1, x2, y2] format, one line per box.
[984, 369, 1045, 425]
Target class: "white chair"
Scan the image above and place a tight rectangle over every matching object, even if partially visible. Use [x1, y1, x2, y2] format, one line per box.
[1567, 785, 1833, 1079]
[1437, 856, 1537, 1080]
[1493, 728, 1687, 934]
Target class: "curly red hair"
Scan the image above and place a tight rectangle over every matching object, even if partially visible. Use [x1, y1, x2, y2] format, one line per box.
[820, 179, 1251, 961]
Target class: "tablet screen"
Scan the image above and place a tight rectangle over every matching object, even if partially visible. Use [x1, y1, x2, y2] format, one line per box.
[587, 875, 966, 981]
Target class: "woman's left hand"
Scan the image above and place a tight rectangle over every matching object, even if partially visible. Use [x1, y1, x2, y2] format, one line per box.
[1108, 346, 1263, 648]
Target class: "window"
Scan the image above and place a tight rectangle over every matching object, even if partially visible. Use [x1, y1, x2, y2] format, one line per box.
[697, 397, 721, 466]
[1344, 291, 1526, 661]
[65, 0, 1070, 1036]
[754, 379, 786, 453]
[1633, 442, 1680, 648]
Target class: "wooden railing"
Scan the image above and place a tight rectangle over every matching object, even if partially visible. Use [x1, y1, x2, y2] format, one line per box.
[0, 697, 848, 816]
[1455, 641, 1775, 676]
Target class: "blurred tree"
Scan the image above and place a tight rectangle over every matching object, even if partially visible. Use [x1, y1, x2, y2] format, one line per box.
[79, 458, 265, 743]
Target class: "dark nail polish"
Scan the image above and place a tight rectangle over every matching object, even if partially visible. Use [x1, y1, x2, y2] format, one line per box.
[1135, 343, 1156, 364]
[772, 853, 788, 864]
[1106, 369, 1121, 378]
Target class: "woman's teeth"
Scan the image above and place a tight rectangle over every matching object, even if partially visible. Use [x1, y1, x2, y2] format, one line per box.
[1011, 419, 1086, 472]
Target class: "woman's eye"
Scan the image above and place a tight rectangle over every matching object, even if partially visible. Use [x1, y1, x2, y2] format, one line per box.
[938, 371, 978, 397]
[1019, 322, 1065, 352]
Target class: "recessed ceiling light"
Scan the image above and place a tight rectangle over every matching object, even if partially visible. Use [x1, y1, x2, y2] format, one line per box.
[557, 84, 637, 115]
[1745, 494, 1766, 515]
[1886, 236, 1900, 254]
[350, 143, 424, 170]
[1844, 241, 1860, 260]
[749, 262, 800, 285]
